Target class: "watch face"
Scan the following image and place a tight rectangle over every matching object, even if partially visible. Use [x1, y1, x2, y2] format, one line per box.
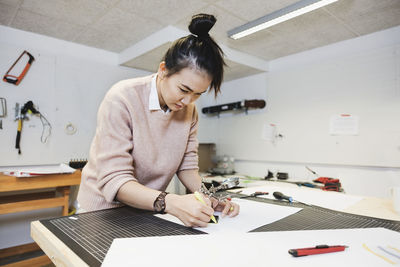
[154, 199, 164, 212]
[154, 192, 167, 213]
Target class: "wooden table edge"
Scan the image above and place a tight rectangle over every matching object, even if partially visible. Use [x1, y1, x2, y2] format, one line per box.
[343, 196, 400, 221]
[31, 220, 89, 267]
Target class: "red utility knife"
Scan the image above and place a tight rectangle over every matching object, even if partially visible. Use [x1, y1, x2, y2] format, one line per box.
[288, 245, 348, 257]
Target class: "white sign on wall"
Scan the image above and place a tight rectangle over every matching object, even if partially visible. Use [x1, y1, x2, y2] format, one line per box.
[329, 114, 359, 135]
[262, 123, 277, 142]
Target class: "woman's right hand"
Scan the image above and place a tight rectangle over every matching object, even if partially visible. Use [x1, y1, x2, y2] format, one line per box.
[165, 193, 215, 228]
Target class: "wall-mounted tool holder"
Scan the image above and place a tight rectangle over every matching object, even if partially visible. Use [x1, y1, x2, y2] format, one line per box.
[201, 99, 266, 116]
[0, 98, 6, 129]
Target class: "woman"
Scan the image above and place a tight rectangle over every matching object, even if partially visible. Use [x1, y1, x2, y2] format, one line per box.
[77, 13, 240, 227]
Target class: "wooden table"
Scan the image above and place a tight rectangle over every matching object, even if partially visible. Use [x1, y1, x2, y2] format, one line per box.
[31, 221, 89, 267]
[0, 170, 81, 266]
[30, 190, 400, 267]
[0, 170, 81, 216]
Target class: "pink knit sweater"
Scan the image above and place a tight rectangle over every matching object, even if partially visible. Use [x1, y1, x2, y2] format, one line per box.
[77, 74, 199, 211]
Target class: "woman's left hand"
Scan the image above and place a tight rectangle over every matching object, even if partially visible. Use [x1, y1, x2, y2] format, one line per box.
[210, 197, 240, 218]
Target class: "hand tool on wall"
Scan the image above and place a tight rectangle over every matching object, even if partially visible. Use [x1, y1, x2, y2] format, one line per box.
[15, 102, 35, 154]
[0, 98, 6, 130]
[3, 50, 35, 85]
[201, 99, 266, 115]
[15, 103, 23, 151]
[14, 100, 52, 154]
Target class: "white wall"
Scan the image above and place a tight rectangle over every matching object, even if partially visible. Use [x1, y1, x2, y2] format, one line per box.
[0, 26, 150, 166]
[199, 26, 400, 199]
[0, 26, 149, 249]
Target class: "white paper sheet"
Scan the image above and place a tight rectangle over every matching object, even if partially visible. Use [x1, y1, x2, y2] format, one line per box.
[232, 184, 363, 211]
[329, 114, 359, 135]
[0, 163, 76, 177]
[102, 228, 400, 267]
[155, 198, 302, 234]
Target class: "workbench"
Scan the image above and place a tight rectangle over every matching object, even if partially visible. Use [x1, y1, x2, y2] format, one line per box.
[30, 184, 400, 267]
[0, 170, 81, 266]
[0, 170, 81, 216]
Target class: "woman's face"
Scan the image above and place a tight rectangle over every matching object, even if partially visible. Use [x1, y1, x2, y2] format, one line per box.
[158, 65, 211, 112]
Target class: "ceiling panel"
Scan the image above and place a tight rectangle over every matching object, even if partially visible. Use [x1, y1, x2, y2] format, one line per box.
[74, 27, 133, 52]
[0, 0, 22, 6]
[121, 42, 264, 81]
[115, 0, 209, 25]
[0, 2, 18, 25]
[20, 0, 112, 26]
[224, 59, 265, 81]
[0, 0, 399, 81]
[122, 42, 171, 72]
[214, 0, 300, 21]
[11, 9, 84, 41]
[88, 7, 164, 47]
[325, 0, 400, 35]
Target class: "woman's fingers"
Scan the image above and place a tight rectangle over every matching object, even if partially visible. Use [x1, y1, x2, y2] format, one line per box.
[177, 194, 216, 227]
[216, 199, 240, 217]
[184, 216, 209, 228]
[221, 200, 232, 217]
[228, 201, 240, 217]
[210, 197, 219, 209]
[181, 207, 213, 227]
[170, 194, 241, 228]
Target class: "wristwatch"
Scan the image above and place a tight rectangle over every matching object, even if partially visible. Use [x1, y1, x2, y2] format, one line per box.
[153, 192, 169, 214]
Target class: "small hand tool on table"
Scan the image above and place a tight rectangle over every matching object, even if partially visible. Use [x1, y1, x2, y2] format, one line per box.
[240, 191, 269, 198]
[289, 245, 348, 257]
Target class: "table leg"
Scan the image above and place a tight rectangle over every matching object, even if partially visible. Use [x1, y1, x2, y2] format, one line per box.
[56, 187, 70, 216]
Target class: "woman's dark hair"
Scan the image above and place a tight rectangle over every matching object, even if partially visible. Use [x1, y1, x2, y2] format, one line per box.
[162, 13, 226, 97]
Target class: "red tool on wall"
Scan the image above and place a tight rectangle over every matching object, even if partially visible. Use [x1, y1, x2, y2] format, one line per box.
[3, 50, 35, 85]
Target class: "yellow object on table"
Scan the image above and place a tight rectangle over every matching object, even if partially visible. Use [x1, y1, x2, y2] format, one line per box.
[194, 191, 217, 223]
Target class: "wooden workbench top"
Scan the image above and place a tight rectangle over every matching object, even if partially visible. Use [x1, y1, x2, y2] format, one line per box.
[0, 170, 81, 192]
[31, 220, 89, 267]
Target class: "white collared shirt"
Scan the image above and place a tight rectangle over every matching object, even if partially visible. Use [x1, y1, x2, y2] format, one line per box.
[149, 74, 169, 114]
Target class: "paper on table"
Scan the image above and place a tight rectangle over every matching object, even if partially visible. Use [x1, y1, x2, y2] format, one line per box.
[0, 163, 76, 177]
[233, 185, 363, 211]
[102, 228, 400, 267]
[155, 198, 302, 234]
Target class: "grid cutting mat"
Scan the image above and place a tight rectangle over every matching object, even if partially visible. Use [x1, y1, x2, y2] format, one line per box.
[40, 207, 205, 267]
[249, 198, 400, 233]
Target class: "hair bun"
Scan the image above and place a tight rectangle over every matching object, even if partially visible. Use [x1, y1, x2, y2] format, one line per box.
[188, 13, 216, 38]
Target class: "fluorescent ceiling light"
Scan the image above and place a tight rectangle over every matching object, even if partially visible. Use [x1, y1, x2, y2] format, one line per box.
[228, 0, 338, 40]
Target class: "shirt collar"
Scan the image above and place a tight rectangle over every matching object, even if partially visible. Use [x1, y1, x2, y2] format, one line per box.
[149, 74, 170, 114]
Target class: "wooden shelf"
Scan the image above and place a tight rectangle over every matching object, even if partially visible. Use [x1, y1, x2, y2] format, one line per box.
[0, 170, 81, 266]
[0, 242, 52, 267]
[0, 171, 81, 192]
[0, 189, 68, 215]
